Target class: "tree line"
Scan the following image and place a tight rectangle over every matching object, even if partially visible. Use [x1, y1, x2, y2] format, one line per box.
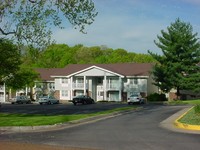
[22, 44, 156, 68]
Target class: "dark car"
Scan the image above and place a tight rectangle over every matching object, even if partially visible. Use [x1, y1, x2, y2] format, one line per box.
[72, 95, 95, 105]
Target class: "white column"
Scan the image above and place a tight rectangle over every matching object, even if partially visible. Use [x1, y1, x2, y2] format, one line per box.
[25, 86, 28, 96]
[84, 76, 86, 95]
[70, 77, 73, 99]
[104, 75, 107, 101]
[119, 77, 122, 101]
[9, 88, 12, 100]
[3, 83, 6, 102]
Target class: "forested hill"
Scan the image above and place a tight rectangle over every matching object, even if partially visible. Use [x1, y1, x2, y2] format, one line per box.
[21, 44, 156, 68]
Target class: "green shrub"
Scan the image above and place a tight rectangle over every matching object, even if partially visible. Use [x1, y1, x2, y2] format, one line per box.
[194, 104, 200, 114]
[147, 93, 167, 101]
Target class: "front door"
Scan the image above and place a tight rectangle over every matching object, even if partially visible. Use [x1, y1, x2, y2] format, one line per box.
[97, 90, 104, 101]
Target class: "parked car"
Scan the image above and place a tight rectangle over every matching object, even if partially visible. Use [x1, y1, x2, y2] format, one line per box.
[127, 93, 144, 104]
[72, 95, 95, 105]
[38, 96, 59, 105]
[10, 96, 31, 104]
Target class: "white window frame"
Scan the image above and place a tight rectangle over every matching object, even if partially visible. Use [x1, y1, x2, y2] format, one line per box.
[77, 78, 84, 83]
[134, 78, 138, 84]
[61, 90, 68, 97]
[61, 78, 68, 84]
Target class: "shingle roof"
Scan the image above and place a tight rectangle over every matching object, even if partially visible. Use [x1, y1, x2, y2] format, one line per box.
[35, 63, 154, 81]
[35, 68, 63, 81]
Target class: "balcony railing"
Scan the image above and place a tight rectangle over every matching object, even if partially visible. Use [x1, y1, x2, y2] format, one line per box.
[124, 84, 139, 92]
[72, 83, 88, 89]
[107, 83, 120, 90]
[97, 83, 121, 91]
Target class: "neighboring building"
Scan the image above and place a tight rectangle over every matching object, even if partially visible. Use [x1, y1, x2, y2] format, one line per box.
[34, 68, 60, 100]
[0, 83, 6, 102]
[168, 89, 200, 100]
[35, 63, 158, 102]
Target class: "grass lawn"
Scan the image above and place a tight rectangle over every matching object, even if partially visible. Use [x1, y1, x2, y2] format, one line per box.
[167, 99, 200, 126]
[178, 107, 200, 125]
[165, 99, 200, 105]
[0, 106, 136, 126]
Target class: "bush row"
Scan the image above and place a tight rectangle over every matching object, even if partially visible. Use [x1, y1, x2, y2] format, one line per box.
[147, 93, 167, 101]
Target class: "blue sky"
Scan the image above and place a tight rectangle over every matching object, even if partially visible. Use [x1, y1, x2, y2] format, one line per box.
[52, 0, 200, 54]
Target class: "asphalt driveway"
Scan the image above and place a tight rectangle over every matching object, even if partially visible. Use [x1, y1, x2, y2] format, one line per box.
[0, 102, 136, 115]
[1, 104, 200, 150]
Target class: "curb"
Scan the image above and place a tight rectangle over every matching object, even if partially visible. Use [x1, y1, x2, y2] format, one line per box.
[174, 106, 200, 131]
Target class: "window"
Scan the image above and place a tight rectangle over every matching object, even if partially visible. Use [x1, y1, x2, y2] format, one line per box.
[130, 79, 138, 84]
[134, 79, 138, 84]
[61, 90, 68, 97]
[77, 78, 84, 83]
[97, 77, 103, 84]
[61, 78, 68, 84]
[100, 91, 104, 96]
[49, 83, 55, 89]
[130, 79, 133, 84]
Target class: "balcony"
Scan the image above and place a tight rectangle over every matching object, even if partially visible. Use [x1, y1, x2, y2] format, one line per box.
[72, 83, 88, 89]
[124, 84, 139, 92]
[97, 83, 121, 91]
[107, 83, 121, 91]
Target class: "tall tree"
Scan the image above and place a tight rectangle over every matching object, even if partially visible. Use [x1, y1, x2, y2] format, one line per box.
[0, 0, 97, 48]
[148, 18, 200, 99]
[0, 38, 38, 95]
[0, 38, 21, 83]
[36, 44, 69, 68]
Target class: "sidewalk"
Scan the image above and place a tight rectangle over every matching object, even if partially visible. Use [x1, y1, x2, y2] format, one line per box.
[0, 141, 98, 150]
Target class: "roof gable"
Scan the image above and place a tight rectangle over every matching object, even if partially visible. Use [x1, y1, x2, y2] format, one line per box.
[69, 65, 124, 77]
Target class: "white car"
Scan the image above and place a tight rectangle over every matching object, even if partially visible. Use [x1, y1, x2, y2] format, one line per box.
[127, 93, 144, 104]
[38, 96, 59, 105]
[11, 96, 31, 104]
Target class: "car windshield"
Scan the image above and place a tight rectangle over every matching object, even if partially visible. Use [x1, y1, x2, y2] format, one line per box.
[40, 96, 48, 98]
[130, 94, 139, 97]
[75, 95, 85, 98]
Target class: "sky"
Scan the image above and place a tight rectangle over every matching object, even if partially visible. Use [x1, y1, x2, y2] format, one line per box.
[52, 0, 200, 54]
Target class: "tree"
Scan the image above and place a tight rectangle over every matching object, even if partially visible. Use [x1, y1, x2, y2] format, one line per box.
[21, 45, 41, 67]
[148, 18, 200, 99]
[0, 0, 98, 48]
[36, 44, 69, 68]
[0, 38, 21, 83]
[6, 67, 38, 90]
[0, 38, 38, 98]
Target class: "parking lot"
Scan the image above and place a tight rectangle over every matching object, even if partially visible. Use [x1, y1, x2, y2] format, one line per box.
[0, 102, 133, 115]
